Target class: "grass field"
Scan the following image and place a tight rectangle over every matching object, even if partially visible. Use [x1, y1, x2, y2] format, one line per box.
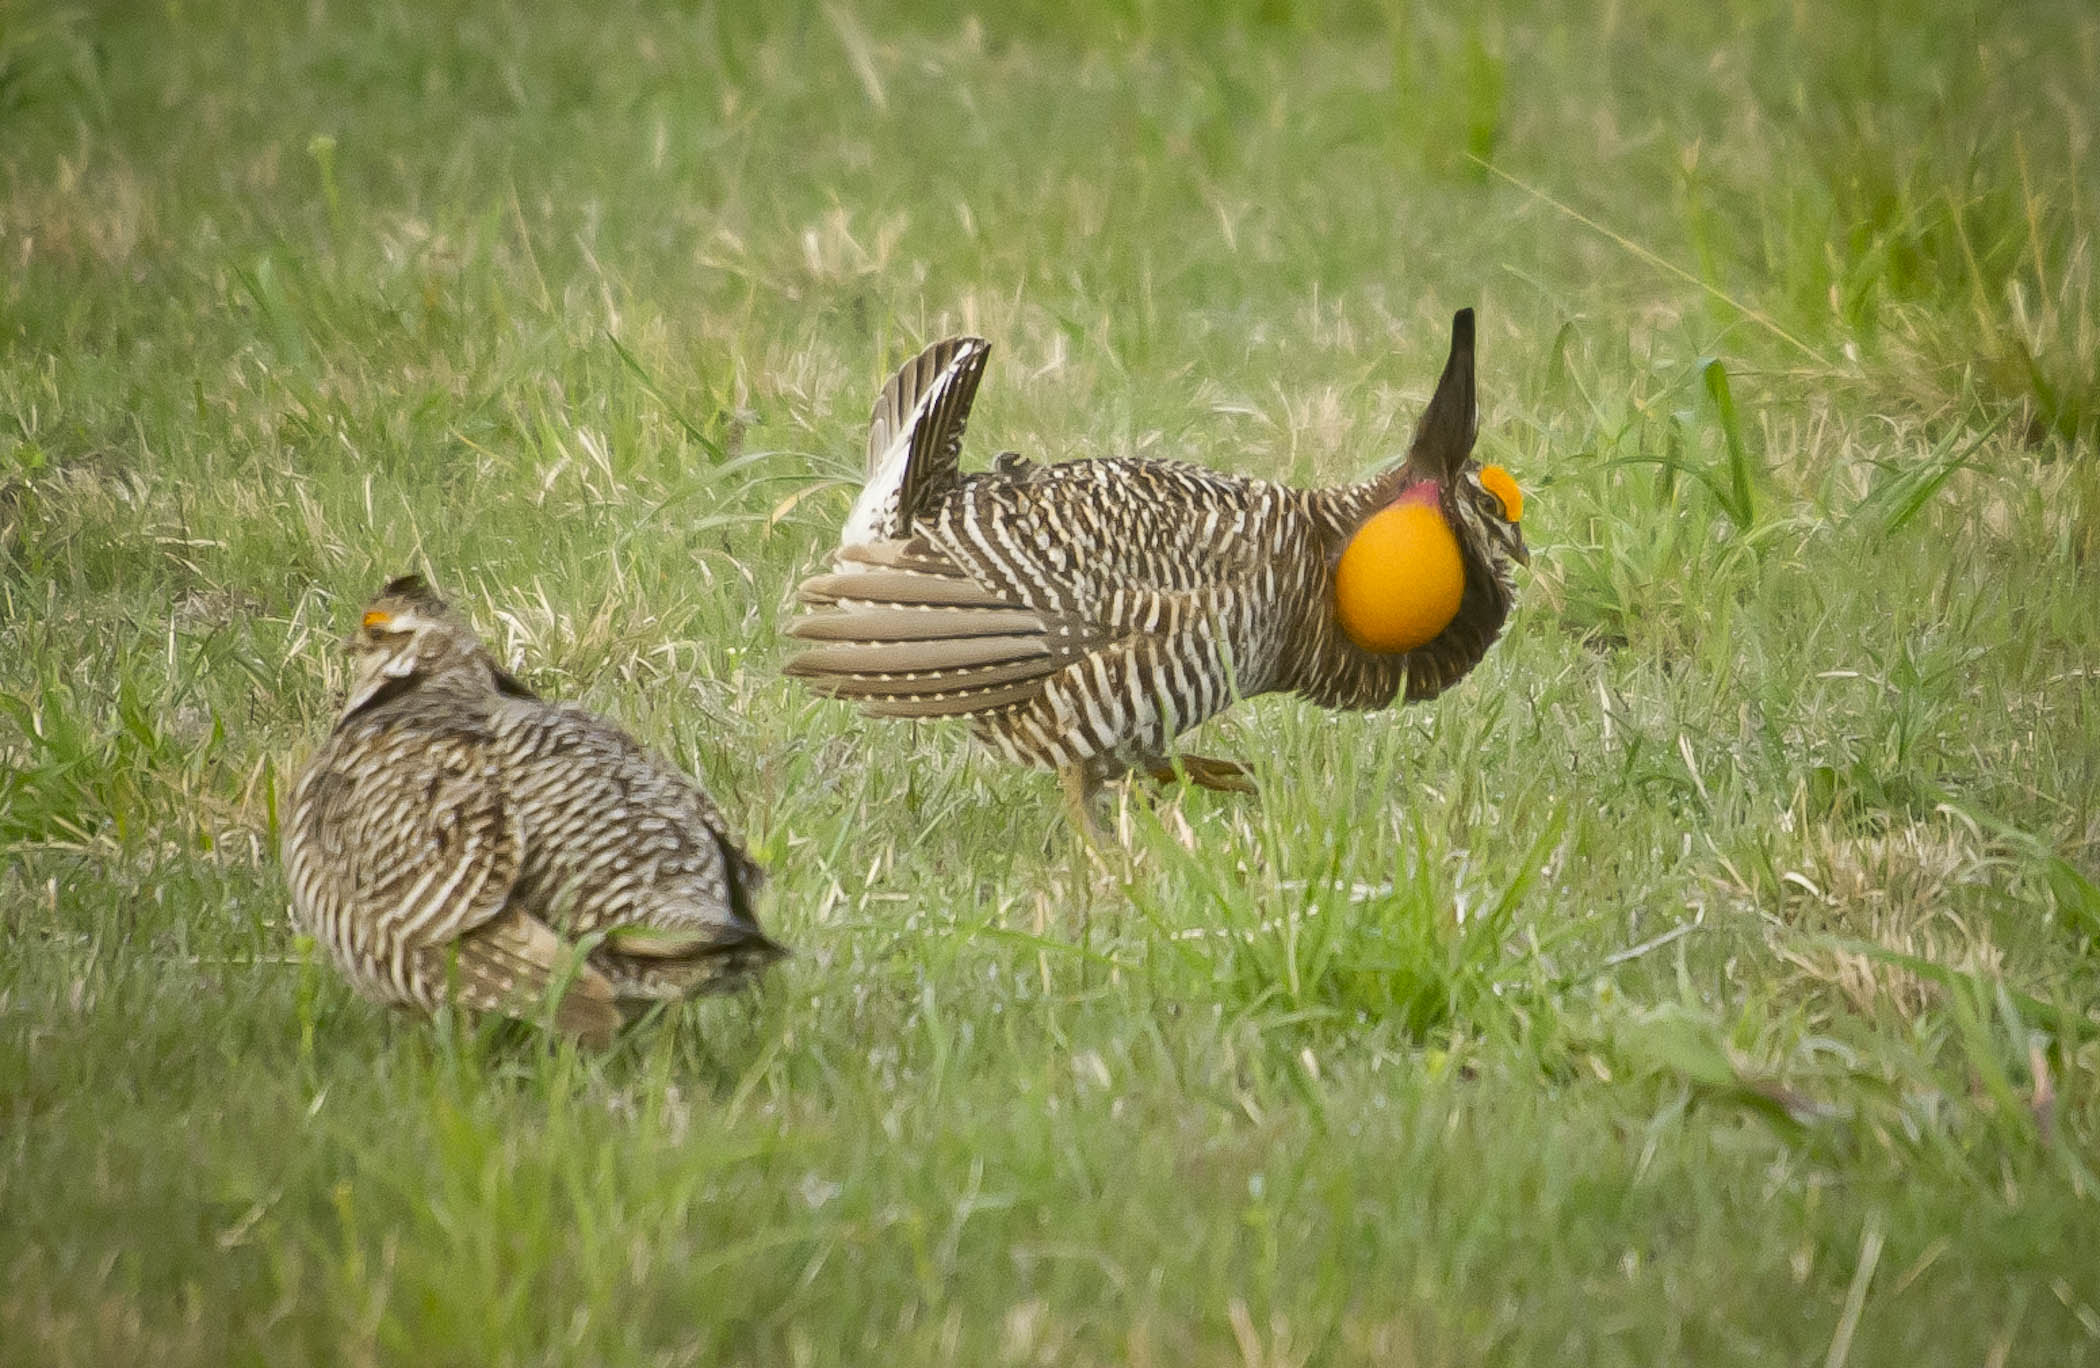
[5, 0, 2099, 1362]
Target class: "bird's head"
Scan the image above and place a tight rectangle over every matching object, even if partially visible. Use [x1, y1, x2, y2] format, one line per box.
[339, 575, 506, 717]
[1333, 308, 1527, 654]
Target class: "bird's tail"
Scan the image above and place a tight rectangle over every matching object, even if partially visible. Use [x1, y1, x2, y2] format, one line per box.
[838, 336, 990, 546]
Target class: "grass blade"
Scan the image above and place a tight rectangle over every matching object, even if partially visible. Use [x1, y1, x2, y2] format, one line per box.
[1702, 358, 1756, 526]
[608, 332, 728, 464]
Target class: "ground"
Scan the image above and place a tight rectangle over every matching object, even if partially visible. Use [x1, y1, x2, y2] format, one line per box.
[3, 1, 2098, 1363]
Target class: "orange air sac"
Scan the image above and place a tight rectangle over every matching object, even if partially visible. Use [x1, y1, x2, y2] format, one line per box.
[1334, 493, 1464, 653]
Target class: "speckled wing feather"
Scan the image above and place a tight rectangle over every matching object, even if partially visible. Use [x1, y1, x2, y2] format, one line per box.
[285, 711, 619, 1040]
[419, 906, 621, 1047]
[489, 700, 783, 998]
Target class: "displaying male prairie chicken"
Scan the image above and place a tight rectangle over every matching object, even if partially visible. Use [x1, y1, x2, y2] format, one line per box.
[785, 309, 1527, 827]
[284, 577, 784, 1045]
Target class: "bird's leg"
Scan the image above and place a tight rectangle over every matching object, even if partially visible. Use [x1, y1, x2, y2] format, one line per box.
[1145, 754, 1259, 796]
[1059, 763, 1109, 841]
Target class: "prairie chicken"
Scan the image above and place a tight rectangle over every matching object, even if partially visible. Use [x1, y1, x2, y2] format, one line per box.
[785, 309, 1527, 826]
[284, 576, 784, 1045]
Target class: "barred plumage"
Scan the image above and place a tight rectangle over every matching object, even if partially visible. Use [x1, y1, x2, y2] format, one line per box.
[284, 577, 784, 1044]
[785, 311, 1528, 825]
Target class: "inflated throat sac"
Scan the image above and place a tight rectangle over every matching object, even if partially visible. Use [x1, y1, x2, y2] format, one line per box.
[1334, 489, 1464, 653]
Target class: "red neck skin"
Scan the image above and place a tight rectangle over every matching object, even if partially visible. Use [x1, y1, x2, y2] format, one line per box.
[1396, 479, 1442, 509]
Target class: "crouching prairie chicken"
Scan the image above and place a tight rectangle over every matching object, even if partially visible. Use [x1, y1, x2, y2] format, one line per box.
[284, 577, 784, 1045]
[785, 309, 1527, 828]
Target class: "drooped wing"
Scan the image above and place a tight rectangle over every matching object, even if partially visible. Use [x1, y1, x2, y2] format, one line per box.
[284, 716, 617, 1037]
[787, 536, 1072, 716]
[785, 502, 1268, 723]
[417, 905, 620, 1046]
[493, 704, 784, 994]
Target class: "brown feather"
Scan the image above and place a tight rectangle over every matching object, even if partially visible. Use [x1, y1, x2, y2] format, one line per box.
[858, 680, 1050, 717]
[425, 906, 622, 1048]
[783, 633, 1052, 676]
[837, 539, 960, 573]
[805, 653, 1066, 698]
[784, 606, 1047, 642]
[797, 569, 1016, 609]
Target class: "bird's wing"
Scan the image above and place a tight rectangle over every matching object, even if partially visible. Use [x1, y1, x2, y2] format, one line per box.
[787, 536, 1073, 716]
[417, 906, 620, 1046]
[285, 717, 617, 1037]
[494, 705, 784, 986]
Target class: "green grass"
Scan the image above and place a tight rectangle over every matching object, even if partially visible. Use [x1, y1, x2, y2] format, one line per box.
[5, 0, 2099, 1362]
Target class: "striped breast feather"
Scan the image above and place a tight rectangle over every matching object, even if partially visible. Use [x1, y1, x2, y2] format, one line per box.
[336, 730, 522, 949]
[839, 336, 990, 547]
